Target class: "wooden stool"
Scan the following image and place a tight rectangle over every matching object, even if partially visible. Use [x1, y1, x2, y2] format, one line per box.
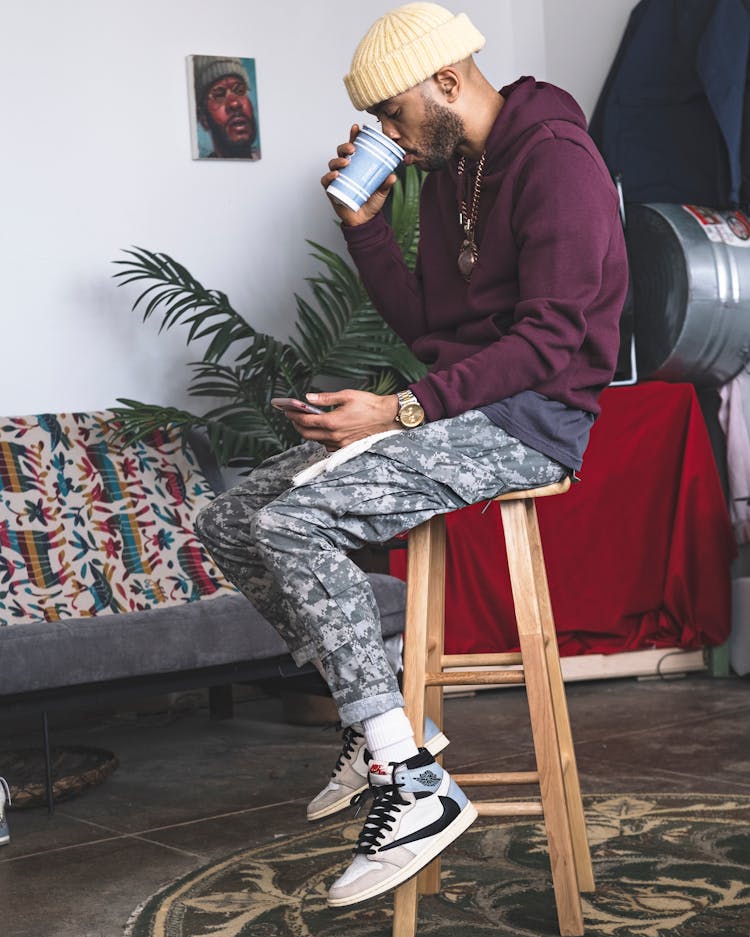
[393, 477, 594, 937]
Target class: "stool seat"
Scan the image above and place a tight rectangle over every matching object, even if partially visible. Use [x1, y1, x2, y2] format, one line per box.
[393, 476, 592, 937]
[494, 476, 571, 500]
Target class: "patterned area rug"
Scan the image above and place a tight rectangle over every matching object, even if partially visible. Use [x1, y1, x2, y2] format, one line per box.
[124, 793, 750, 937]
[0, 746, 118, 807]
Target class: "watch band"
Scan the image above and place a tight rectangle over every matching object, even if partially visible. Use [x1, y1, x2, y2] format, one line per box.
[396, 389, 419, 409]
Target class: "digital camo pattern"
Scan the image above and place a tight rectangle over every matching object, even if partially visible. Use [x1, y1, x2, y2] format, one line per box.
[125, 793, 750, 937]
[0, 412, 235, 626]
[196, 411, 566, 724]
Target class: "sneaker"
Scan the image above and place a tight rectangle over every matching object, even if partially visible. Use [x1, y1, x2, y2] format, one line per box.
[307, 717, 449, 822]
[327, 748, 477, 906]
[0, 777, 11, 846]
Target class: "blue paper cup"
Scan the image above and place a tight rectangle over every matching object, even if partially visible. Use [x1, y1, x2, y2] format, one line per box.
[326, 126, 405, 211]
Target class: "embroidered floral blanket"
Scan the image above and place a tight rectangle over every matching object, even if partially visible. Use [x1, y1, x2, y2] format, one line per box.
[0, 412, 236, 626]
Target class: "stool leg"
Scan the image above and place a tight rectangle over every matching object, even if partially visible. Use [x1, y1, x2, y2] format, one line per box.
[526, 502, 595, 893]
[394, 515, 446, 936]
[501, 499, 584, 937]
[417, 514, 446, 897]
[401, 516, 445, 745]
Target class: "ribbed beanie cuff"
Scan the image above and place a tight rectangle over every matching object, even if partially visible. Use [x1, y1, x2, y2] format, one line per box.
[193, 56, 250, 103]
[344, 3, 485, 111]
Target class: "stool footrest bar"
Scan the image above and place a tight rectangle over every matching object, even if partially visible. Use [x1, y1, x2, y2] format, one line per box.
[425, 670, 525, 686]
[442, 653, 523, 667]
[454, 771, 539, 786]
[474, 801, 545, 817]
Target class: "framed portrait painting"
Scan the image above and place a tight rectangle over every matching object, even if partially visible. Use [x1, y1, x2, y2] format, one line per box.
[187, 55, 261, 160]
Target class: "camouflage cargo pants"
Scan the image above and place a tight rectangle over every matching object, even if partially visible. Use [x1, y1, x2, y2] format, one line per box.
[195, 410, 567, 726]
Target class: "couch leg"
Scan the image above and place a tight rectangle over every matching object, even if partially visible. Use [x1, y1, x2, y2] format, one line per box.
[209, 685, 234, 720]
[42, 711, 55, 815]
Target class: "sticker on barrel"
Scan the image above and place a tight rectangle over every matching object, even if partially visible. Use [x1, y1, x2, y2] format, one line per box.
[683, 204, 750, 247]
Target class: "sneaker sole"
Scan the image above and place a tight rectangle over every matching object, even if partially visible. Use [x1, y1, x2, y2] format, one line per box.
[307, 730, 450, 823]
[327, 800, 478, 906]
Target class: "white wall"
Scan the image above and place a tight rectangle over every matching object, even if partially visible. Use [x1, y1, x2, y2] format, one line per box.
[0, 0, 634, 417]
[542, 0, 634, 119]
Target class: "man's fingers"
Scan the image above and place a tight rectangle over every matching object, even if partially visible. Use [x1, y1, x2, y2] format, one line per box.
[285, 416, 344, 450]
[284, 411, 328, 429]
[376, 173, 398, 194]
[328, 155, 351, 173]
[307, 391, 350, 407]
[322, 150, 354, 189]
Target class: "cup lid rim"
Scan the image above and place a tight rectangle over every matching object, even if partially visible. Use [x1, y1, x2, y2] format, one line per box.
[360, 125, 405, 159]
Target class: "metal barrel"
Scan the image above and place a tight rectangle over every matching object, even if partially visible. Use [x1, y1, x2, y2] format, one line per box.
[626, 202, 750, 386]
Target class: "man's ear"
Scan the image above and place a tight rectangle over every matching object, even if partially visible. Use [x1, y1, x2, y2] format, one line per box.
[434, 66, 461, 102]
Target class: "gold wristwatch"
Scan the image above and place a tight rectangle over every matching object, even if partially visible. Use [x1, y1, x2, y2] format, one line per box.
[395, 389, 426, 428]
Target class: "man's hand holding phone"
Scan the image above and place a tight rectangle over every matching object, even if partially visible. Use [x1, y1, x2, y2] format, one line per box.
[274, 389, 399, 451]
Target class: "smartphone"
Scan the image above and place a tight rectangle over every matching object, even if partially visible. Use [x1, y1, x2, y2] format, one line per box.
[270, 397, 324, 415]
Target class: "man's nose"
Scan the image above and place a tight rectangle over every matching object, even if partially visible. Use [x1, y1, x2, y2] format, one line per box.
[380, 119, 400, 141]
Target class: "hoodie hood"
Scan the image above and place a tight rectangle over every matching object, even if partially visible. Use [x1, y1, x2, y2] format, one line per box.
[481, 76, 589, 173]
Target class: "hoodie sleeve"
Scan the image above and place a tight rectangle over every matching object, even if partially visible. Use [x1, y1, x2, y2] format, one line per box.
[410, 135, 625, 420]
[342, 213, 428, 347]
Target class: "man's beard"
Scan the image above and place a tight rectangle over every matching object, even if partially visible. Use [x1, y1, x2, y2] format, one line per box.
[416, 95, 467, 170]
[209, 112, 257, 157]
[219, 133, 257, 157]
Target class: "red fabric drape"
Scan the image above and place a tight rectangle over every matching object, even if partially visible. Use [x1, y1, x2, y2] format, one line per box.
[390, 382, 735, 656]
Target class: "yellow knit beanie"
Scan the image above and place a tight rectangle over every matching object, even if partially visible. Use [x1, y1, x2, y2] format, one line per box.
[344, 3, 486, 111]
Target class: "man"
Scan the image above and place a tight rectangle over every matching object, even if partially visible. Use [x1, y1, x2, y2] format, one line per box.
[196, 1, 627, 908]
[192, 56, 260, 159]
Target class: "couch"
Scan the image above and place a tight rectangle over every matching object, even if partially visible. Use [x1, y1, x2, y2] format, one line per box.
[0, 412, 406, 726]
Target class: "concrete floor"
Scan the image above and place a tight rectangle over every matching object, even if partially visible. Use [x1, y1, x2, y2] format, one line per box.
[1, 672, 749, 937]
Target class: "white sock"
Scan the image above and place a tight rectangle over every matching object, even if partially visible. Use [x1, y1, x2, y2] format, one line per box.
[363, 708, 419, 765]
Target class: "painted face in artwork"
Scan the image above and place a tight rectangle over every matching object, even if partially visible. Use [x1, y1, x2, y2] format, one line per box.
[201, 75, 258, 157]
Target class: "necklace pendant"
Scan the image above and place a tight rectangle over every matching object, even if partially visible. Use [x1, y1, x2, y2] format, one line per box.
[457, 151, 486, 281]
[458, 238, 477, 279]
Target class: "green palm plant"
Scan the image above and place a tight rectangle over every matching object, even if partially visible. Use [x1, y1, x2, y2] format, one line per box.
[111, 167, 427, 469]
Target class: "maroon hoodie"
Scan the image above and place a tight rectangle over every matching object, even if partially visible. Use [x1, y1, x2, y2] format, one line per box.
[342, 77, 629, 421]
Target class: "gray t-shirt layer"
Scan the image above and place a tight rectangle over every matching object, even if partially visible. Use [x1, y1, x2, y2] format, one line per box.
[479, 391, 594, 472]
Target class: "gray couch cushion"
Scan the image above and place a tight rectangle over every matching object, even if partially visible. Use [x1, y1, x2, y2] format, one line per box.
[0, 573, 405, 696]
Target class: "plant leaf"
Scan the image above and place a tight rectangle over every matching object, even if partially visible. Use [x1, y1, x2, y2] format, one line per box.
[111, 166, 427, 468]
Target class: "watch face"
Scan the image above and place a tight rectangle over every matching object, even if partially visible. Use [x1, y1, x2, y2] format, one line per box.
[399, 403, 425, 428]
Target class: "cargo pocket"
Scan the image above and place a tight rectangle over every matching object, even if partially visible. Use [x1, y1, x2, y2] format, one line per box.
[371, 439, 502, 505]
[308, 551, 379, 626]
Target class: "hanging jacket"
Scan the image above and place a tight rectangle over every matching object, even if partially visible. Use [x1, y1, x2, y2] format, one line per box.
[589, 0, 750, 210]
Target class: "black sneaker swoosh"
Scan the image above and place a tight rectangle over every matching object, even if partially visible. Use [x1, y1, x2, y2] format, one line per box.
[379, 796, 461, 851]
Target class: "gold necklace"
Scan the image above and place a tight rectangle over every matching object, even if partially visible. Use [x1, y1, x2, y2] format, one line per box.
[457, 152, 486, 280]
